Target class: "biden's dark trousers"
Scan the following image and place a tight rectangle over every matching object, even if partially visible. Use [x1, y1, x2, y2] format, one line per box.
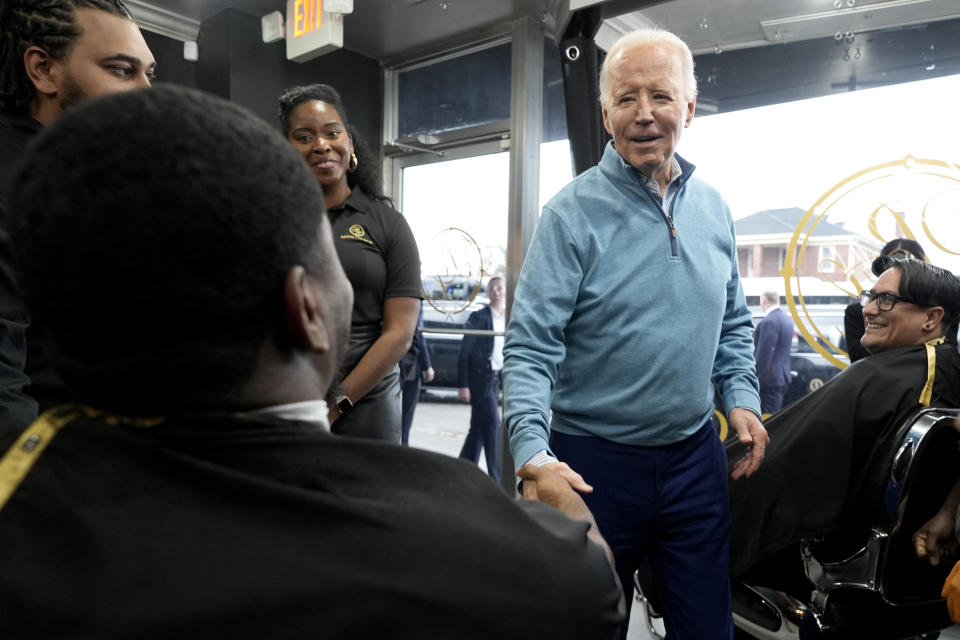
[550, 422, 733, 640]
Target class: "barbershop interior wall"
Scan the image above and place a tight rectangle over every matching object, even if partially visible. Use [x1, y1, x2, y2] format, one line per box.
[146, 9, 382, 152]
[142, 31, 196, 89]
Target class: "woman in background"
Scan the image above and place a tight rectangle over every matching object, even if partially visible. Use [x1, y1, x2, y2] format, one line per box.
[279, 84, 421, 441]
[457, 277, 506, 482]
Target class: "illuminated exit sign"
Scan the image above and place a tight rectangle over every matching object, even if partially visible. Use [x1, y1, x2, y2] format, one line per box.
[286, 0, 343, 62]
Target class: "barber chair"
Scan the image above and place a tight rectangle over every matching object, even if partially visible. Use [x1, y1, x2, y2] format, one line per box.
[634, 408, 960, 640]
[734, 407, 960, 639]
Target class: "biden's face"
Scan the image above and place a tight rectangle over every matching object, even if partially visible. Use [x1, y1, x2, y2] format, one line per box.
[601, 41, 695, 188]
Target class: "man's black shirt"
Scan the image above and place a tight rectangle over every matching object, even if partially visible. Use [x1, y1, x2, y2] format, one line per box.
[0, 111, 68, 431]
[0, 410, 625, 638]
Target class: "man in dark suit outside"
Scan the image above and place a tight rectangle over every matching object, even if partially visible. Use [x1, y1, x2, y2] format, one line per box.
[458, 277, 505, 481]
[753, 290, 795, 415]
[399, 305, 434, 445]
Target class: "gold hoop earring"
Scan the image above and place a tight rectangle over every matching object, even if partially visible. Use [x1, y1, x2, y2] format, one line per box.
[349, 153, 358, 171]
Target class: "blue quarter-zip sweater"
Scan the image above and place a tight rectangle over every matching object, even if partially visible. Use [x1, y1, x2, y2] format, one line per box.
[503, 143, 760, 468]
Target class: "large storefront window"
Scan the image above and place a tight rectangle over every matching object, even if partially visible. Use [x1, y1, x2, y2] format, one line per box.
[651, 15, 960, 400]
[392, 35, 571, 461]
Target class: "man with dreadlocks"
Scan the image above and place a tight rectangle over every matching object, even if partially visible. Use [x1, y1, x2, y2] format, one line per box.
[0, 0, 155, 430]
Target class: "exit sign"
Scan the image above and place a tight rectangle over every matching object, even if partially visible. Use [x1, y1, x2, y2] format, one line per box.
[286, 0, 343, 62]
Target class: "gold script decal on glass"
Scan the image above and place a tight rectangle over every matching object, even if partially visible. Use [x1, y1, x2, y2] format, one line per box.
[421, 227, 486, 319]
[783, 155, 960, 370]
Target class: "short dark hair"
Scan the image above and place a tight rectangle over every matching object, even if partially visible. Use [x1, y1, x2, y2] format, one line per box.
[0, 0, 133, 113]
[872, 239, 927, 277]
[277, 83, 390, 203]
[881, 238, 926, 260]
[889, 257, 960, 337]
[9, 85, 332, 413]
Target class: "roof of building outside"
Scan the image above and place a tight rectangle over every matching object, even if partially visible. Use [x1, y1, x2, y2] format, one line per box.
[734, 207, 851, 237]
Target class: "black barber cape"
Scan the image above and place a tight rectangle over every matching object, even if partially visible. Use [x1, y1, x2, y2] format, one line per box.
[728, 342, 960, 578]
[0, 409, 624, 639]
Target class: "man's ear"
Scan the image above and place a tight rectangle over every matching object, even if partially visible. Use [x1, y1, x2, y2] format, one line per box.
[283, 266, 331, 353]
[684, 96, 696, 128]
[925, 306, 945, 333]
[23, 46, 61, 97]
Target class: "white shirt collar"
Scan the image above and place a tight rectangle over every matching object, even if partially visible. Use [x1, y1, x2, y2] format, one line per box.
[249, 399, 330, 431]
[635, 157, 683, 194]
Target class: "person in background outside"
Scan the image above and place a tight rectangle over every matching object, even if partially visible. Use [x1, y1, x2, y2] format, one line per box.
[399, 304, 434, 445]
[457, 276, 505, 482]
[279, 84, 421, 442]
[753, 290, 794, 416]
[0, 0, 155, 431]
[845, 238, 926, 363]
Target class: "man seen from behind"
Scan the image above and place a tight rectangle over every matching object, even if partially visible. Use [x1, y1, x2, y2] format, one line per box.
[0, 85, 624, 638]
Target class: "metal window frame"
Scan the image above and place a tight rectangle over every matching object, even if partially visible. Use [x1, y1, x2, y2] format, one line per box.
[382, 17, 546, 492]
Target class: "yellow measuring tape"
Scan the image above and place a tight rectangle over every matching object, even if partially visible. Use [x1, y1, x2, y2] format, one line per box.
[0, 407, 80, 512]
[919, 336, 946, 408]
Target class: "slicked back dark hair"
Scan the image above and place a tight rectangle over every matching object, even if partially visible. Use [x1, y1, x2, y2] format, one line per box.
[9, 85, 332, 413]
[0, 0, 133, 113]
[277, 83, 390, 204]
[881, 238, 926, 260]
[889, 257, 960, 340]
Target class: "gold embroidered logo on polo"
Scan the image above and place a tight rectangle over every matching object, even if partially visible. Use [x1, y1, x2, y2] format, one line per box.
[340, 223, 374, 245]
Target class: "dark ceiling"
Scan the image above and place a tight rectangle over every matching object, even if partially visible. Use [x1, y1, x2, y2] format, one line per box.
[152, 0, 555, 63]
[145, 0, 960, 63]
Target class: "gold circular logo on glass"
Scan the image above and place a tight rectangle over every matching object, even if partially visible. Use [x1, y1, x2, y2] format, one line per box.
[783, 155, 960, 370]
[421, 227, 485, 316]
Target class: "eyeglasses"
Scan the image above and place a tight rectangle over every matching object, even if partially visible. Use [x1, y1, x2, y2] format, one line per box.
[859, 289, 926, 311]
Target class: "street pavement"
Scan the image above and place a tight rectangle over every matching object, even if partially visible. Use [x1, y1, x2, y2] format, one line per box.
[406, 389, 474, 460]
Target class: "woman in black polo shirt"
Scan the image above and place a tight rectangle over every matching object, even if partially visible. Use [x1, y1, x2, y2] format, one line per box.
[279, 84, 421, 441]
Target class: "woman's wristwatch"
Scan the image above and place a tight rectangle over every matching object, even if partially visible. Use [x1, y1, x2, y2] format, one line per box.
[335, 395, 354, 415]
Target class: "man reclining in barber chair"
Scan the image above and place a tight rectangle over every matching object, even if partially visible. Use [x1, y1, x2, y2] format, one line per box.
[728, 257, 960, 638]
